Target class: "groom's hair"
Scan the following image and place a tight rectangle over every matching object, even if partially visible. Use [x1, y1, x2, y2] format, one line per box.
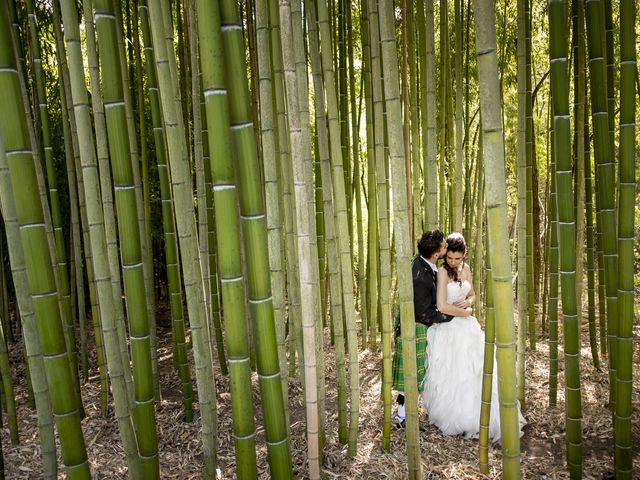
[417, 230, 445, 258]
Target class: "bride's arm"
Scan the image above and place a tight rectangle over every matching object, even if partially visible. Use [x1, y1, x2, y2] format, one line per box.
[462, 263, 476, 308]
[436, 268, 471, 317]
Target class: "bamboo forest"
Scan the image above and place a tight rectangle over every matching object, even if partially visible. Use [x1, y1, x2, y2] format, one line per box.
[0, 0, 637, 478]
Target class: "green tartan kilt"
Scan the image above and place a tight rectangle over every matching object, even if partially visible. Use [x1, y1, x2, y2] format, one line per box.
[392, 311, 427, 394]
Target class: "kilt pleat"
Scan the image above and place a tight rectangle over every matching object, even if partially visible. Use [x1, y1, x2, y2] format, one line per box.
[392, 311, 428, 394]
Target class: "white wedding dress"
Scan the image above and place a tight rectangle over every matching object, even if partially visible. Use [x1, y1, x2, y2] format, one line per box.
[422, 280, 525, 442]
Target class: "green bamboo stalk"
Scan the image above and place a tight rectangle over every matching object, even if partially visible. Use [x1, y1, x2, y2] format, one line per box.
[147, 0, 221, 475]
[68, 93, 108, 416]
[584, 135, 602, 366]
[0, 242, 9, 346]
[548, 123, 559, 406]
[347, 5, 366, 344]
[602, 0, 614, 168]
[473, 0, 522, 473]
[269, 0, 302, 382]
[26, 0, 79, 380]
[133, 0, 155, 394]
[379, 0, 421, 475]
[453, 0, 464, 232]
[585, 0, 618, 409]
[256, 0, 289, 420]
[0, 311, 16, 444]
[279, 0, 322, 474]
[367, 0, 393, 452]
[138, 0, 194, 421]
[525, 0, 535, 352]
[401, 0, 411, 242]
[478, 224, 493, 474]
[33, 2, 84, 417]
[82, 0, 133, 404]
[315, 140, 328, 333]
[548, 0, 583, 474]
[49, 0, 99, 417]
[438, 0, 449, 229]
[190, 0, 209, 324]
[196, 0, 257, 477]
[292, 1, 327, 451]
[111, 0, 160, 401]
[92, 0, 160, 474]
[219, 0, 294, 476]
[463, 0, 472, 239]
[406, 0, 420, 241]
[337, 0, 352, 256]
[361, 0, 379, 353]
[516, 0, 528, 408]
[0, 142, 56, 479]
[306, 0, 348, 445]
[0, 5, 89, 476]
[58, 1, 142, 473]
[472, 129, 485, 318]
[201, 99, 228, 376]
[316, 0, 360, 457]
[423, 0, 438, 229]
[614, 0, 635, 474]
[571, 0, 586, 365]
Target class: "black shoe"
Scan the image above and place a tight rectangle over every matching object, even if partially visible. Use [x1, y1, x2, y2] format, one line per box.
[396, 418, 426, 432]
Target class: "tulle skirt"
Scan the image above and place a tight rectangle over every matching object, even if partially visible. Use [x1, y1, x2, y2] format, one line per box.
[423, 316, 525, 442]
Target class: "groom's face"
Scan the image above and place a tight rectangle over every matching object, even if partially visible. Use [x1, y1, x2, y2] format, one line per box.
[437, 241, 447, 259]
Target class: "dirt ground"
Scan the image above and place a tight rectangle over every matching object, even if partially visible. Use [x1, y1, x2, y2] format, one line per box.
[2, 306, 639, 479]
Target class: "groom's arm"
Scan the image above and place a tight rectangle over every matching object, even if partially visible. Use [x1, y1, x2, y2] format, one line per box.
[413, 264, 449, 326]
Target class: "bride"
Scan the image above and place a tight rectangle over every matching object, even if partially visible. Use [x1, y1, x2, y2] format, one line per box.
[422, 232, 525, 442]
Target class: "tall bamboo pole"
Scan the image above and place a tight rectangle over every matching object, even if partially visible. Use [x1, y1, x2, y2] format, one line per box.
[516, 0, 528, 408]
[0, 136, 57, 480]
[525, 0, 535, 352]
[92, 0, 160, 474]
[0, 5, 90, 476]
[256, 0, 288, 418]
[218, 0, 294, 475]
[549, 0, 583, 474]
[148, 0, 221, 475]
[379, 0, 421, 476]
[548, 123, 560, 406]
[316, 0, 361, 457]
[279, 0, 322, 475]
[478, 232, 494, 474]
[269, 0, 302, 380]
[83, 0, 133, 403]
[138, 0, 194, 419]
[614, 0, 635, 474]
[58, 0, 141, 472]
[585, 0, 619, 409]
[453, 0, 464, 231]
[473, 0, 522, 473]
[307, 0, 349, 445]
[367, 0, 393, 452]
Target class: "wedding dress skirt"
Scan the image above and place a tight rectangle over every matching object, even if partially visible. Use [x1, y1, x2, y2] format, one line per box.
[423, 280, 525, 442]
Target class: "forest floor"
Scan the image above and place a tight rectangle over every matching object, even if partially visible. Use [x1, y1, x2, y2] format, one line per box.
[3, 302, 640, 479]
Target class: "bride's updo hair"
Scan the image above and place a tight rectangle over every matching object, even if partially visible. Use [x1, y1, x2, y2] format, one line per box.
[443, 232, 466, 284]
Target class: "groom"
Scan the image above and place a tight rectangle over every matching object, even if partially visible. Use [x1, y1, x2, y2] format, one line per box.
[392, 230, 451, 427]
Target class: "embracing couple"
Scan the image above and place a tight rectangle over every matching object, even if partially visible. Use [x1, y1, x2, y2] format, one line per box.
[392, 230, 525, 442]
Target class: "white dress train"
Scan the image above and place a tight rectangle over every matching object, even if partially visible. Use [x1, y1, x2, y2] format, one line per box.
[422, 280, 526, 442]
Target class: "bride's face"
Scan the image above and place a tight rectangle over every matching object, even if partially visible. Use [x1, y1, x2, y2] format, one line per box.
[445, 250, 465, 270]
